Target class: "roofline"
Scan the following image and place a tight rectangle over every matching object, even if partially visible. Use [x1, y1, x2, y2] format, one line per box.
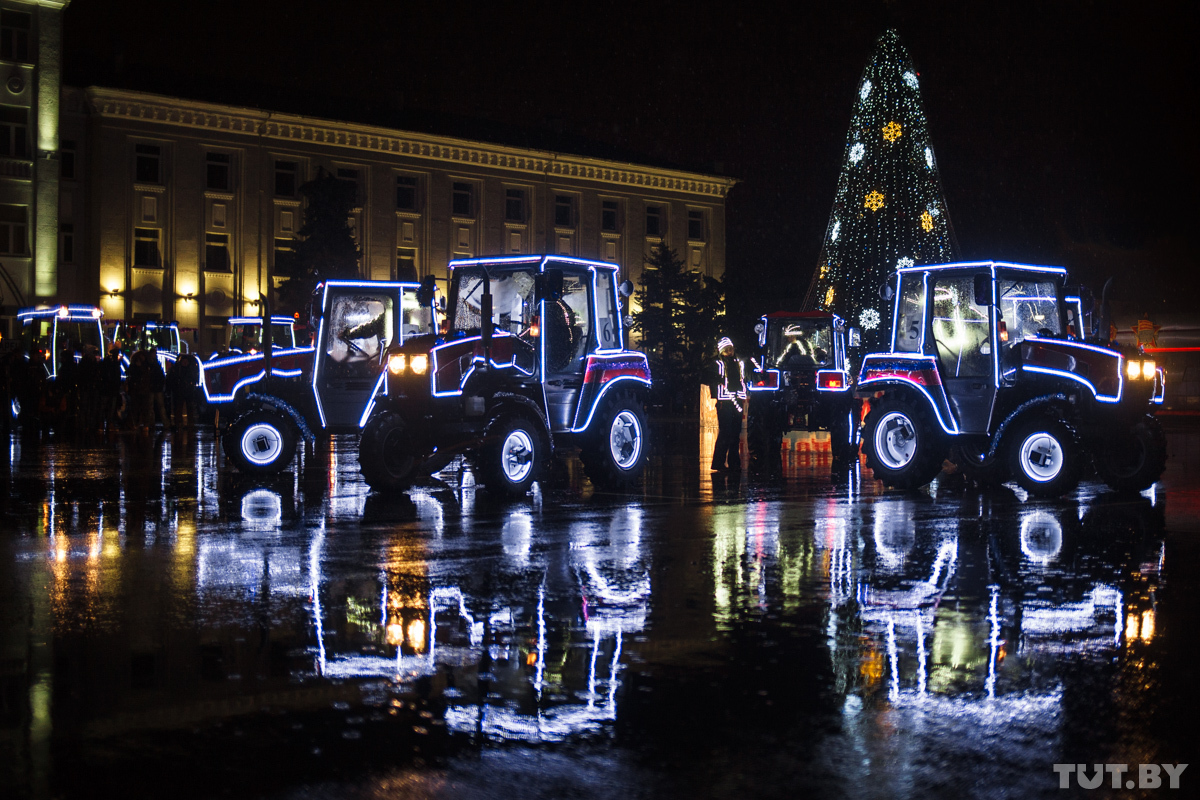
[83, 86, 738, 199]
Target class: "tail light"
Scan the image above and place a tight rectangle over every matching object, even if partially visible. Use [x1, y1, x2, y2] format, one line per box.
[998, 319, 1009, 343]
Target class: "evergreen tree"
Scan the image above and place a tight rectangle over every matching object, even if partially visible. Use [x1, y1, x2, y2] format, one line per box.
[632, 242, 725, 413]
[276, 167, 361, 314]
[804, 29, 958, 350]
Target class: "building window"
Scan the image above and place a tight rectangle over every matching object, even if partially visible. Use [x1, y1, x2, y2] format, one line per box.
[0, 205, 27, 255]
[396, 175, 418, 210]
[452, 182, 473, 217]
[0, 106, 28, 159]
[396, 247, 417, 281]
[133, 228, 161, 268]
[205, 233, 230, 272]
[554, 195, 574, 227]
[688, 210, 705, 242]
[60, 223, 74, 264]
[206, 152, 231, 191]
[275, 160, 297, 197]
[337, 168, 360, 206]
[274, 237, 294, 258]
[602, 200, 619, 233]
[505, 189, 525, 222]
[61, 140, 76, 179]
[135, 144, 161, 184]
[0, 10, 30, 63]
[646, 205, 663, 237]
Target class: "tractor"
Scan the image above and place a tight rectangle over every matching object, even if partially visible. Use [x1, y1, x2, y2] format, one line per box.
[858, 261, 1165, 497]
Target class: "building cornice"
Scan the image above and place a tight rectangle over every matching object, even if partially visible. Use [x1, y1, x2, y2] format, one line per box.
[83, 87, 737, 199]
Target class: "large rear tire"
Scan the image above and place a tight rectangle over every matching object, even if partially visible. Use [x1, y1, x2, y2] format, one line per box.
[1095, 414, 1167, 493]
[862, 398, 946, 490]
[478, 415, 545, 496]
[223, 409, 297, 474]
[1007, 416, 1083, 498]
[359, 410, 417, 491]
[580, 393, 648, 488]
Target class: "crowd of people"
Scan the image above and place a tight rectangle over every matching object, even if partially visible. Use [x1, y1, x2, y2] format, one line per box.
[1, 343, 202, 439]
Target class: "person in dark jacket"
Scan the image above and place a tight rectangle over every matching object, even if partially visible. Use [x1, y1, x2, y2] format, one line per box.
[126, 350, 153, 437]
[100, 344, 124, 435]
[147, 348, 167, 429]
[710, 336, 747, 472]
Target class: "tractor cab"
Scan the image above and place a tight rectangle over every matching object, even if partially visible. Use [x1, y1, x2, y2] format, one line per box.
[312, 280, 433, 429]
[17, 305, 105, 379]
[107, 319, 188, 371]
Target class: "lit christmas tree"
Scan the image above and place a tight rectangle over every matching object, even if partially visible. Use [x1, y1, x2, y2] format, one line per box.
[804, 29, 958, 349]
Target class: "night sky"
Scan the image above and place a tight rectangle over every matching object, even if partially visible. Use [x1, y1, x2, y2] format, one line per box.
[62, 0, 1200, 318]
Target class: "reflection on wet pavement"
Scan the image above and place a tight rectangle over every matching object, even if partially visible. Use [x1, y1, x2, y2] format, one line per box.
[0, 426, 1197, 799]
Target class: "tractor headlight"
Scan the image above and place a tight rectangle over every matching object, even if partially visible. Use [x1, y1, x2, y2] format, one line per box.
[410, 354, 429, 374]
[388, 353, 406, 375]
[1142, 360, 1156, 381]
[1126, 359, 1141, 381]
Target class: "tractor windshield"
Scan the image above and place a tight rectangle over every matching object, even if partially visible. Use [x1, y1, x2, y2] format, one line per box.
[997, 277, 1061, 345]
[771, 319, 833, 368]
[450, 268, 538, 337]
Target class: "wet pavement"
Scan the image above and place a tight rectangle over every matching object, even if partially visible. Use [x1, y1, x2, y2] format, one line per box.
[1, 425, 1198, 799]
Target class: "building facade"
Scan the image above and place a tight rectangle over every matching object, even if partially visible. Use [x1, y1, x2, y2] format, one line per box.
[0, 0, 735, 352]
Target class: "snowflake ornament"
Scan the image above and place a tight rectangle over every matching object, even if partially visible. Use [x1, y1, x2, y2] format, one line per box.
[860, 308, 881, 330]
[903, 72, 919, 89]
[864, 191, 885, 211]
[849, 143, 865, 164]
[920, 211, 934, 232]
[860, 80, 872, 100]
[897, 257, 914, 269]
[925, 147, 934, 168]
[882, 121, 902, 142]
[825, 286, 835, 307]
[831, 221, 840, 241]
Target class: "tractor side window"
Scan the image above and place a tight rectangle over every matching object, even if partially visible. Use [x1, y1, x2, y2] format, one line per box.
[325, 293, 395, 379]
[893, 273, 926, 353]
[545, 272, 592, 373]
[400, 290, 433, 341]
[594, 269, 619, 350]
[932, 275, 992, 378]
[271, 324, 294, 349]
[997, 278, 1061, 345]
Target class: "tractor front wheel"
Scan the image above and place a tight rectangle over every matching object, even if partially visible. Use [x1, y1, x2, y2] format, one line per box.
[862, 398, 945, 490]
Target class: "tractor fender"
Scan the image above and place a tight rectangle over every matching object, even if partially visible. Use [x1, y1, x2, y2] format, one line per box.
[486, 392, 553, 452]
[985, 393, 1070, 460]
[237, 392, 317, 444]
[860, 379, 958, 436]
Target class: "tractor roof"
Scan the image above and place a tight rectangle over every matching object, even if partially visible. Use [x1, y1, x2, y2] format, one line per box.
[763, 311, 836, 320]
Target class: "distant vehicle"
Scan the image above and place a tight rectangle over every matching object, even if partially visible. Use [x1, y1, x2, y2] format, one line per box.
[216, 315, 298, 358]
[17, 304, 105, 379]
[198, 281, 431, 474]
[357, 255, 651, 495]
[746, 310, 861, 466]
[107, 319, 189, 371]
[857, 260, 1166, 497]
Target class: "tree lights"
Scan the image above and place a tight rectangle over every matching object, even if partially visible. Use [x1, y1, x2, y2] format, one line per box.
[804, 29, 958, 351]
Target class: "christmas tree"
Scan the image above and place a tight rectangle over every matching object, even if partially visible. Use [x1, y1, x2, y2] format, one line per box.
[804, 29, 958, 350]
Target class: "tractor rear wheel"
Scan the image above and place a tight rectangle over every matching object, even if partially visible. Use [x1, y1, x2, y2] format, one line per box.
[223, 409, 297, 475]
[580, 393, 648, 488]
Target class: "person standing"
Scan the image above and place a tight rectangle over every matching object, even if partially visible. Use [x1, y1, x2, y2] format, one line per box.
[100, 344, 124, 436]
[710, 336, 747, 472]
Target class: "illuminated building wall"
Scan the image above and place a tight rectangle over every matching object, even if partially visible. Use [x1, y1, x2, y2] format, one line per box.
[0, 0, 71, 341]
[72, 87, 733, 352]
[803, 29, 957, 351]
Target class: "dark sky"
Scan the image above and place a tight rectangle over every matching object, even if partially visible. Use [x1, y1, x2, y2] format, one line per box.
[62, 0, 1200, 314]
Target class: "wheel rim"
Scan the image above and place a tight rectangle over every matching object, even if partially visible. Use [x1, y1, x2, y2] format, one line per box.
[241, 422, 284, 465]
[1018, 431, 1065, 482]
[874, 411, 918, 470]
[609, 410, 643, 470]
[501, 429, 535, 483]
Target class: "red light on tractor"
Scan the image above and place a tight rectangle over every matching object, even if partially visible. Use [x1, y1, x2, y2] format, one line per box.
[999, 319, 1009, 343]
[818, 371, 844, 389]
